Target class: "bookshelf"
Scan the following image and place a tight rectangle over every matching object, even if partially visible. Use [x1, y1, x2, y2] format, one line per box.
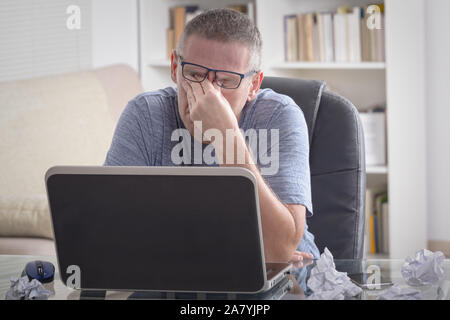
[148, 61, 386, 70]
[271, 62, 386, 70]
[138, 0, 428, 259]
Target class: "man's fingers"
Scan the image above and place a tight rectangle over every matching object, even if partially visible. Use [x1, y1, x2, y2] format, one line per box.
[182, 80, 194, 97]
[186, 89, 194, 103]
[181, 81, 196, 114]
[289, 251, 314, 262]
[202, 77, 219, 93]
[190, 75, 205, 96]
[186, 88, 195, 111]
[182, 80, 196, 106]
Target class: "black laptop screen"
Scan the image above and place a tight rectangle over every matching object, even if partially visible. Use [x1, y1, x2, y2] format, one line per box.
[47, 172, 266, 293]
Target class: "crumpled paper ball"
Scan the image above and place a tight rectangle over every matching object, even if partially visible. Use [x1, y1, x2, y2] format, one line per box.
[5, 276, 51, 300]
[376, 284, 421, 300]
[401, 249, 445, 286]
[307, 247, 362, 300]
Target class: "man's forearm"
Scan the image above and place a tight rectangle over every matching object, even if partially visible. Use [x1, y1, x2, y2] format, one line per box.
[213, 131, 304, 262]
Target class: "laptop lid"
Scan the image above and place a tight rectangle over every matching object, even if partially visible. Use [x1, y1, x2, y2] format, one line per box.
[45, 166, 269, 294]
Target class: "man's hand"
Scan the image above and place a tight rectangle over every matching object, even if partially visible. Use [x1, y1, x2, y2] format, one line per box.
[181, 78, 239, 135]
[288, 251, 315, 269]
[289, 250, 314, 263]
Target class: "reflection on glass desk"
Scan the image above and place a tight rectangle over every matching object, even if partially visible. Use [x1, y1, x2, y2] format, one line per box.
[1, 255, 449, 300]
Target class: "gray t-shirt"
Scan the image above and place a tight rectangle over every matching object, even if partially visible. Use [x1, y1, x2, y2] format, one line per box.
[104, 87, 320, 258]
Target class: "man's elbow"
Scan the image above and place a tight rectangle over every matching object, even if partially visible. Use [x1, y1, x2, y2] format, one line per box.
[269, 230, 303, 262]
[266, 204, 306, 262]
[286, 232, 304, 260]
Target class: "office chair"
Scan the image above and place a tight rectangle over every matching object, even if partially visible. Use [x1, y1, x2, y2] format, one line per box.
[261, 76, 366, 260]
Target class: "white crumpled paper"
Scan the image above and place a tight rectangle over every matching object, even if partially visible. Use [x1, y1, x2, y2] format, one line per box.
[307, 247, 362, 300]
[401, 249, 445, 286]
[5, 276, 51, 300]
[376, 284, 421, 300]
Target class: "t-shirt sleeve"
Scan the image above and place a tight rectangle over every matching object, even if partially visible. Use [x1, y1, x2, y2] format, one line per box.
[260, 102, 313, 216]
[104, 100, 151, 166]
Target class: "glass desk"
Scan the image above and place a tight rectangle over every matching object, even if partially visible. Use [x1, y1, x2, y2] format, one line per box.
[1, 255, 449, 300]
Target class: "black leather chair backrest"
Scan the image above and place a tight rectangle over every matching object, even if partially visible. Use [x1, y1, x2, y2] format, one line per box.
[261, 76, 366, 259]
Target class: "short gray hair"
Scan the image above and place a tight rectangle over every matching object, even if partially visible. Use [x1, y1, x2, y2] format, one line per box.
[177, 8, 262, 70]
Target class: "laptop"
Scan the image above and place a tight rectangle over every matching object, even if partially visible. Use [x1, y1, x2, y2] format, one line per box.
[45, 166, 293, 294]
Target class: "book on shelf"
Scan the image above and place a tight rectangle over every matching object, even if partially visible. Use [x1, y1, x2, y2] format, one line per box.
[381, 200, 389, 254]
[316, 13, 334, 62]
[348, 7, 362, 62]
[283, 3, 385, 63]
[284, 15, 298, 62]
[298, 13, 315, 62]
[167, 6, 192, 59]
[333, 11, 348, 62]
[365, 187, 389, 255]
[364, 4, 385, 62]
[359, 105, 386, 166]
[166, 4, 255, 60]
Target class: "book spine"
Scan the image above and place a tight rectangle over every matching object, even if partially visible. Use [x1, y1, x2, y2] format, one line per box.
[365, 189, 373, 254]
[305, 13, 315, 61]
[173, 6, 186, 49]
[166, 29, 175, 59]
[290, 16, 299, 61]
[382, 202, 389, 253]
[297, 14, 304, 61]
[370, 214, 376, 254]
[361, 7, 371, 61]
[349, 7, 362, 62]
[373, 213, 379, 253]
[285, 15, 298, 62]
[376, 13, 385, 61]
[334, 13, 346, 62]
[283, 15, 288, 61]
[323, 13, 334, 62]
[313, 14, 319, 61]
[316, 13, 325, 62]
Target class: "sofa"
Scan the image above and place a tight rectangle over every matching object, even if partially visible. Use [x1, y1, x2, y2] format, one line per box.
[0, 64, 143, 256]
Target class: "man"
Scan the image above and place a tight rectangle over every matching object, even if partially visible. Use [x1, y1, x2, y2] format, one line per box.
[104, 9, 320, 263]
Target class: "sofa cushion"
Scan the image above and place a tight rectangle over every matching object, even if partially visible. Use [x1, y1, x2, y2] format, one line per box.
[0, 195, 53, 239]
[0, 70, 115, 199]
[0, 237, 55, 256]
[0, 65, 142, 241]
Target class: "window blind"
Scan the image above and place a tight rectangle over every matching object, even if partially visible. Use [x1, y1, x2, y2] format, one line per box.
[0, 0, 91, 82]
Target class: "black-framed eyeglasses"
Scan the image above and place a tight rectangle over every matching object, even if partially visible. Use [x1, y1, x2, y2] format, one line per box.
[178, 55, 258, 89]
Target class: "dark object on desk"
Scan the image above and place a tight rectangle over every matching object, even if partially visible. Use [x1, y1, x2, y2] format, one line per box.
[261, 77, 366, 259]
[46, 166, 289, 294]
[80, 290, 107, 300]
[127, 276, 293, 300]
[22, 260, 55, 283]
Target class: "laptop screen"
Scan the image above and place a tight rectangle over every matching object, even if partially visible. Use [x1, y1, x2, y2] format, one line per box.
[47, 169, 266, 293]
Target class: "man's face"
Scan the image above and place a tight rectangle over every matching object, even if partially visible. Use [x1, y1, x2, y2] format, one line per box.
[170, 34, 262, 136]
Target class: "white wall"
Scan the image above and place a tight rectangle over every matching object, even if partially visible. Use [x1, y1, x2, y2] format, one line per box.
[426, 0, 450, 243]
[91, 0, 138, 71]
